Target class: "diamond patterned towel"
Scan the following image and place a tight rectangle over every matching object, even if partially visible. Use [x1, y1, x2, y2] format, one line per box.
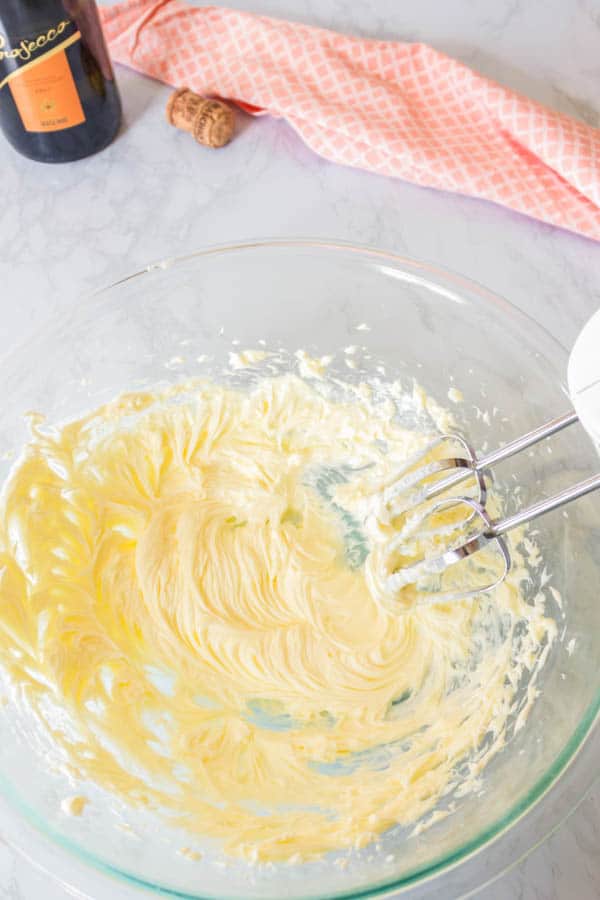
[100, 0, 600, 241]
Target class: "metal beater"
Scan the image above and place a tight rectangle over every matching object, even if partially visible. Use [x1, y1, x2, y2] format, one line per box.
[377, 309, 600, 607]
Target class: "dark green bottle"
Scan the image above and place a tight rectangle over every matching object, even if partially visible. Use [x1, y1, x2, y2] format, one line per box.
[0, 0, 121, 163]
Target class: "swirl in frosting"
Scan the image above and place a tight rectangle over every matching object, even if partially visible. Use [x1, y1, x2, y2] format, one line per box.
[0, 374, 556, 861]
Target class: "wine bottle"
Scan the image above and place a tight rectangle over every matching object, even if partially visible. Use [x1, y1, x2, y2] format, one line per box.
[0, 0, 121, 163]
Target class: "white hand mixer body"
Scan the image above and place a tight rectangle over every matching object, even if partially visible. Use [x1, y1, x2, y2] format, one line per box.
[374, 310, 600, 610]
[568, 308, 600, 446]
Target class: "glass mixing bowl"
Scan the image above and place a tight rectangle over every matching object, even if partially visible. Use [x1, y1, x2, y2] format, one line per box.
[0, 240, 597, 899]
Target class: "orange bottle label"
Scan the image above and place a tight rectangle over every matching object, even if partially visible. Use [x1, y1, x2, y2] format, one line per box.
[8, 44, 85, 133]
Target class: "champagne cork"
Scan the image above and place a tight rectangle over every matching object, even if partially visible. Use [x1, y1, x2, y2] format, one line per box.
[166, 88, 235, 148]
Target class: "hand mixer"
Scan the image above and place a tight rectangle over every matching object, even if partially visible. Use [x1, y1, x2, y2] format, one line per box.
[375, 309, 600, 608]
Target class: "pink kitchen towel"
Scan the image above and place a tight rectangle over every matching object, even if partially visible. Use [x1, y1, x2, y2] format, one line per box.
[100, 0, 600, 241]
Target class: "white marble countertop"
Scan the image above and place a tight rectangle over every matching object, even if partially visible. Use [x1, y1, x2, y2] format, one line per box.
[0, 0, 598, 897]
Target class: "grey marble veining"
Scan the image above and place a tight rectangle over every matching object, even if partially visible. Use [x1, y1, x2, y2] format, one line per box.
[0, 0, 598, 897]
